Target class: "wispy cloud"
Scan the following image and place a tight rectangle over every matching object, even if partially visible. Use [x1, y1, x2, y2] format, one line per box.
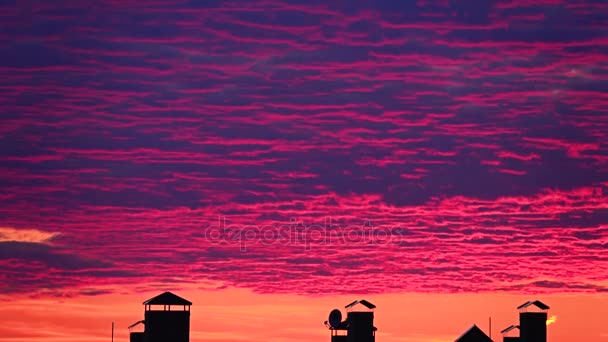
[0, 0, 606, 296]
[0, 227, 59, 244]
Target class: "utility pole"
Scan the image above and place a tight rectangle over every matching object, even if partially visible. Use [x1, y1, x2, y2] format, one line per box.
[112, 322, 114, 342]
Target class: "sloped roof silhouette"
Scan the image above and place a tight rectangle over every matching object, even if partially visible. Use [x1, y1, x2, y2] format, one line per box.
[345, 299, 376, 309]
[143, 292, 192, 305]
[455, 324, 493, 342]
[517, 300, 549, 310]
[500, 325, 519, 334]
[128, 320, 145, 330]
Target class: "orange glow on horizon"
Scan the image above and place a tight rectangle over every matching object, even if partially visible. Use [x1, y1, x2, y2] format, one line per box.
[0, 286, 606, 342]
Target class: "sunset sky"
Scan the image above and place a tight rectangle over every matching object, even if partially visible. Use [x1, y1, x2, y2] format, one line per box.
[1, 0, 607, 341]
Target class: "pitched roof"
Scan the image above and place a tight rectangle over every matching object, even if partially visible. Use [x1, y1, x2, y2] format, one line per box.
[517, 300, 549, 310]
[500, 325, 519, 334]
[345, 299, 376, 309]
[128, 320, 145, 330]
[455, 324, 493, 342]
[143, 292, 192, 306]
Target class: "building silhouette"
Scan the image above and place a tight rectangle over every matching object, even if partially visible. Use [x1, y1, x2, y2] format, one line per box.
[128, 291, 192, 342]
[121, 294, 552, 342]
[454, 299, 550, 342]
[324, 299, 377, 342]
[455, 325, 493, 342]
[500, 300, 550, 342]
[500, 325, 520, 342]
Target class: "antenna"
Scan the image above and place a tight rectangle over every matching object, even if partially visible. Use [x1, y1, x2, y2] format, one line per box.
[489, 317, 492, 339]
[328, 309, 342, 328]
[111, 321, 114, 342]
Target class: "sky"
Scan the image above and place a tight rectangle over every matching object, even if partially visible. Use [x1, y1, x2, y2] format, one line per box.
[0, 0, 607, 341]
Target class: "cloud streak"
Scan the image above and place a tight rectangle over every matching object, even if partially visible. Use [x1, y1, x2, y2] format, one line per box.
[0, 0, 607, 296]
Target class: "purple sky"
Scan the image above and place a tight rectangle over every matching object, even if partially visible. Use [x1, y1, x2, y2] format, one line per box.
[0, 0, 607, 298]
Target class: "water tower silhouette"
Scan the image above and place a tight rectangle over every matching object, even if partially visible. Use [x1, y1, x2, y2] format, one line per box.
[324, 299, 377, 342]
[128, 291, 192, 342]
[500, 300, 550, 342]
[518, 300, 549, 342]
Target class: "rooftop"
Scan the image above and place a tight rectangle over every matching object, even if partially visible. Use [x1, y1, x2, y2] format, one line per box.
[500, 325, 519, 334]
[517, 300, 549, 311]
[455, 324, 493, 342]
[143, 292, 192, 306]
[345, 299, 376, 310]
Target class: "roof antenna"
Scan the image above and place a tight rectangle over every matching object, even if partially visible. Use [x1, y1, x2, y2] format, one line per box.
[489, 317, 492, 340]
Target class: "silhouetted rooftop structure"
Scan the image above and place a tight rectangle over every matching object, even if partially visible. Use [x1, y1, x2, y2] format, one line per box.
[345, 299, 376, 310]
[143, 291, 192, 306]
[517, 300, 548, 342]
[501, 324, 520, 342]
[325, 299, 377, 342]
[455, 324, 493, 342]
[517, 300, 549, 311]
[500, 325, 519, 334]
[128, 320, 145, 330]
[492, 300, 551, 342]
[129, 291, 192, 342]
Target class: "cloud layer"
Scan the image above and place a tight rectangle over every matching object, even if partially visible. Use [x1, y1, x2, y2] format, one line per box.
[0, 0, 607, 296]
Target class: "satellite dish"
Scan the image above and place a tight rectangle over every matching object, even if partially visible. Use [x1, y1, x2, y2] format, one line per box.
[328, 309, 342, 328]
